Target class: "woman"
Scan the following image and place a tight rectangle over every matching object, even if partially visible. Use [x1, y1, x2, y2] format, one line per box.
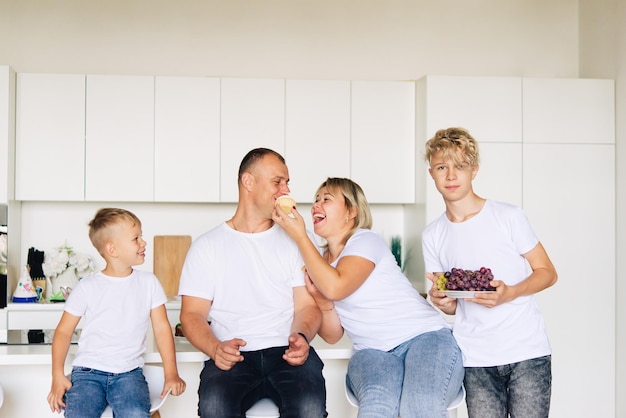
[273, 177, 464, 418]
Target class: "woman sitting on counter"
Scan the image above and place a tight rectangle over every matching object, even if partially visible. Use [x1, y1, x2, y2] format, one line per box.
[273, 177, 464, 418]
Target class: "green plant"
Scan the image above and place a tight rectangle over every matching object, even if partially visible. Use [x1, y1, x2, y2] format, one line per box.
[391, 236, 403, 271]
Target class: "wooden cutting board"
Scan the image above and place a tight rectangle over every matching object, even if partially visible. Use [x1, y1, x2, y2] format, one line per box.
[153, 235, 192, 298]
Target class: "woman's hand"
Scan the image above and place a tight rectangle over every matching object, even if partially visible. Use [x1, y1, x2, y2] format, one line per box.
[272, 205, 307, 240]
[304, 271, 335, 310]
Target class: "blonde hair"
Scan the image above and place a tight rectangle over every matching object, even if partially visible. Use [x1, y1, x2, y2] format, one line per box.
[88, 208, 141, 255]
[315, 178, 373, 246]
[424, 127, 480, 167]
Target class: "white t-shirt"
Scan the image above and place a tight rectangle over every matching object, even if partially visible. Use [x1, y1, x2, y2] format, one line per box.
[64, 270, 167, 373]
[422, 199, 551, 367]
[178, 222, 307, 352]
[333, 229, 450, 352]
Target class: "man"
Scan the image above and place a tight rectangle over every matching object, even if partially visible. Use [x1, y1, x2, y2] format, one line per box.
[179, 148, 327, 417]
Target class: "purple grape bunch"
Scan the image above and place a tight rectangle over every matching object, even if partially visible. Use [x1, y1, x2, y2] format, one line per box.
[440, 267, 496, 291]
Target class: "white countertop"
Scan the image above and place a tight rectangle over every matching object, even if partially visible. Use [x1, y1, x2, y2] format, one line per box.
[0, 334, 353, 366]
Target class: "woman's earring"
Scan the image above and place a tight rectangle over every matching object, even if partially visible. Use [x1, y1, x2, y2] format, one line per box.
[345, 218, 349, 224]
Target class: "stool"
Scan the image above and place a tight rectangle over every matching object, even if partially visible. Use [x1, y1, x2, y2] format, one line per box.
[345, 379, 465, 415]
[245, 398, 279, 418]
[64, 365, 170, 417]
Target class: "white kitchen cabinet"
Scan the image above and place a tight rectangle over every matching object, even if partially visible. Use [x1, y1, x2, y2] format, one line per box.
[523, 143, 615, 418]
[220, 78, 285, 202]
[0, 66, 15, 205]
[523, 78, 615, 144]
[418, 75, 522, 143]
[351, 81, 415, 203]
[285, 80, 351, 203]
[85, 75, 154, 202]
[15, 73, 86, 201]
[154, 76, 221, 202]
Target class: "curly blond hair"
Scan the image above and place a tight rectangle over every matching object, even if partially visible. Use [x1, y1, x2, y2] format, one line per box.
[424, 127, 480, 167]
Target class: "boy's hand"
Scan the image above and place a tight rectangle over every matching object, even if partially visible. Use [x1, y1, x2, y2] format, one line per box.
[283, 331, 310, 366]
[468, 280, 511, 308]
[426, 272, 457, 314]
[47, 375, 72, 413]
[164, 375, 186, 397]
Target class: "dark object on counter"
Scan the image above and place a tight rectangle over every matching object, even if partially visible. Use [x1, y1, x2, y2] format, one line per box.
[28, 329, 45, 344]
[0, 273, 6, 308]
[27, 247, 45, 278]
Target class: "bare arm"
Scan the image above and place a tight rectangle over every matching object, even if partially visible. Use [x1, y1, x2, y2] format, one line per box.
[273, 207, 375, 300]
[283, 286, 322, 366]
[179, 295, 246, 370]
[151, 304, 186, 397]
[304, 272, 344, 344]
[468, 242, 558, 308]
[47, 312, 80, 413]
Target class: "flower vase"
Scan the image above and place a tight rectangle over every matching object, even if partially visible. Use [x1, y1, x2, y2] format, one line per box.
[50, 266, 79, 301]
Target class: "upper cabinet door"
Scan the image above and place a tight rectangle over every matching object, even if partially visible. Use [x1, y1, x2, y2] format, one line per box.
[85, 75, 154, 202]
[351, 81, 415, 203]
[15, 73, 86, 201]
[285, 80, 351, 203]
[220, 78, 285, 202]
[154, 76, 221, 202]
[523, 78, 615, 144]
[420, 75, 522, 142]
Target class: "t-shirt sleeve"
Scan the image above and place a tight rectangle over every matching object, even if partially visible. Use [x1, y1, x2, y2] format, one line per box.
[509, 206, 539, 255]
[150, 274, 168, 309]
[178, 237, 216, 300]
[340, 230, 383, 265]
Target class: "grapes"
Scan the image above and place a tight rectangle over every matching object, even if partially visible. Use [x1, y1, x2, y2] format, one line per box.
[436, 267, 495, 291]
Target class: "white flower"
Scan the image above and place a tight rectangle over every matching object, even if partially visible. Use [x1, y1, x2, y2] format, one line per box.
[43, 242, 95, 279]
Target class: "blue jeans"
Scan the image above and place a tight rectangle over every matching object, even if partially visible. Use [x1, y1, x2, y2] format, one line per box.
[198, 345, 327, 418]
[64, 367, 150, 418]
[464, 355, 552, 418]
[347, 328, 464, 418]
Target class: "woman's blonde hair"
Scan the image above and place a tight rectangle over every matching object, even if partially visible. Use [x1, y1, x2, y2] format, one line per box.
[424, 127, 480, 167]
[315, 177, 373, 246]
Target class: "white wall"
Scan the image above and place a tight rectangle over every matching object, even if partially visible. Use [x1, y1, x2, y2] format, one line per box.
[578, 0, 625, 415]
[0, 0, 578, 79]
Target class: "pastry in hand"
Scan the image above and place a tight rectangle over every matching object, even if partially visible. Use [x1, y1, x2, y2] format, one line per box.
[275, 195, 296, 216]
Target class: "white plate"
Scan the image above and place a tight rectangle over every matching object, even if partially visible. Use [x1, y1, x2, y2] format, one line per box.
[442, 290, 495, 298]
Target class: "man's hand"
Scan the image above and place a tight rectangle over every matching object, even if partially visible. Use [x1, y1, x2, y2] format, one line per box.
[283, 332, 310, 366]
[212, 338, 246, 370]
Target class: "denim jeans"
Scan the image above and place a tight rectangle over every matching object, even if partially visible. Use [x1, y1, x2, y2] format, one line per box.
[347, 328, 464, 418]
[198, 345, 327, 418]
[464, 355, 552, 418]
[64, 367, 150, 418]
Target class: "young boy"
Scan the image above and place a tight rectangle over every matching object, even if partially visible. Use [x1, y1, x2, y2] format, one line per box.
[423, 128, 558, 418]
[47, 208, 185, 417]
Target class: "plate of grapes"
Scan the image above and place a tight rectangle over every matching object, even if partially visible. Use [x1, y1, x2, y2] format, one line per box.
[436, 267, 496, 298]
